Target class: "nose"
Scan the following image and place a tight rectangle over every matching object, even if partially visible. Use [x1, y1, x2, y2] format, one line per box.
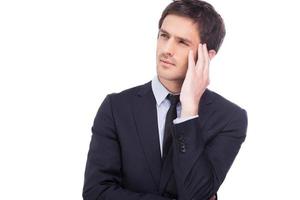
[163, 39, 175, 57]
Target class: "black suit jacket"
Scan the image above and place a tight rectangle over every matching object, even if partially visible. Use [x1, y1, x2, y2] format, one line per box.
[83, 81, 248, 200]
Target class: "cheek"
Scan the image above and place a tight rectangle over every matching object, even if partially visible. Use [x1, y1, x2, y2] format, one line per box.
[156, 42, 163, 56]
[178, 50, 189, 66]
[180, 47, 197, 65]
[156, 39, 164, 49]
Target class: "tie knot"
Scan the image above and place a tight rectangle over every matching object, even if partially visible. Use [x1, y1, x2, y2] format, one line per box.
[167, 94, 180, 106]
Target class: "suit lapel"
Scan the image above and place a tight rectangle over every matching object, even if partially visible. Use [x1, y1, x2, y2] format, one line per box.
[132, 81, 162, 189]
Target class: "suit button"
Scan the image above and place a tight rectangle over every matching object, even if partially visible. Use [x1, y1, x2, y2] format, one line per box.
[177, 135, 185, 142]
[180, 144, 186, 153]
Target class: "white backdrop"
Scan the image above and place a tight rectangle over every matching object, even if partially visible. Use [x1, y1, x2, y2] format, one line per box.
[1, 0, 300, 199]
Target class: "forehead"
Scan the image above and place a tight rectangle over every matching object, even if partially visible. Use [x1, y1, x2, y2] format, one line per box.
[160, 14, 200, 43]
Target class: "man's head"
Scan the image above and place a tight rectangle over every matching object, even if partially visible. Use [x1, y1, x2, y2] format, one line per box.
[156, 0, 225, 85]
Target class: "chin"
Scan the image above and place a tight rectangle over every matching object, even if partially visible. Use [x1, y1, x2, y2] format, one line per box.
[157, 62, 186, 79]
[157, 70, 184, 82]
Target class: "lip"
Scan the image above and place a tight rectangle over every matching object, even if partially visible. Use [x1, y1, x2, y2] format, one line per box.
[160, 59, 175, 66]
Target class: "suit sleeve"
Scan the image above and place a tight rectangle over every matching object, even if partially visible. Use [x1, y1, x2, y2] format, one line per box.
[172, 108, 248, 200]
[83, 94, 172, 200]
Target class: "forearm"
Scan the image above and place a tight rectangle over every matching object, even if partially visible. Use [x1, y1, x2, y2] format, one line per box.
[83, 181, 172, 200]
[171, 109, 247, 200]
[172, 118, 216, 200]
[83, 137, 173, 200]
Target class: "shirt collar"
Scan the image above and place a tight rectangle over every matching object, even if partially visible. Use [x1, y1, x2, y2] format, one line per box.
[151, 75, 180, 106]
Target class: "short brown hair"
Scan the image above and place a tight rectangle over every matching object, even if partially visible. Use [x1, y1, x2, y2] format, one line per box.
[158, 0, 226, 53]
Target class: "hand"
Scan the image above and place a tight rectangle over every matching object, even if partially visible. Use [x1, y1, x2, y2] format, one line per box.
[180, 43, 210, 118]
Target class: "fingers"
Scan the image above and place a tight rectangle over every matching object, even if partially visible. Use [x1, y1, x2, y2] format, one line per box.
[188, 44, 210, 84]
[188, 49, 195, 69]
[197, 43, 204, 71]
[203, 43, 210, 67]
[202, 44, 210, 83]
[195, 43, 210, 85]
[188, 50, 195, 67]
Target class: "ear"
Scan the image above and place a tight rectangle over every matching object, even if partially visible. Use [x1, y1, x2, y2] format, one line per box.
[208, 50, 217, 60]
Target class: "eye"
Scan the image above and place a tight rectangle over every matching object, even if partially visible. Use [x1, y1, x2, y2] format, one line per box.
[179, 40, 189, 46]
[160, 33, 168, 39]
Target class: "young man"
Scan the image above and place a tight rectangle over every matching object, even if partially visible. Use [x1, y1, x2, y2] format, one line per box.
[83, 0, 248, 199]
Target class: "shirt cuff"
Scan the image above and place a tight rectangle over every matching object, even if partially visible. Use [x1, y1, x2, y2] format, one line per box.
[173, 115, 199, 124]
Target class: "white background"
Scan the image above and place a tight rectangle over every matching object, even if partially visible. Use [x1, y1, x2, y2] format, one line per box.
[1, 0, 300, 199]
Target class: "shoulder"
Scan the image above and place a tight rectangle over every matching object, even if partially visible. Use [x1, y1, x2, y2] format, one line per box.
[101, 81, 151, 108]
[207, 89, 247, 123]
[203, 89, 248, 138]
[209, 89, 245, 111]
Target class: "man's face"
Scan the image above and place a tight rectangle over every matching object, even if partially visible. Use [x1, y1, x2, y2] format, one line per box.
[156, 14, 201, 84]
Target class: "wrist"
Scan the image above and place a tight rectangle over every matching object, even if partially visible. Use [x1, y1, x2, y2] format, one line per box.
[180, 105, 198, 118]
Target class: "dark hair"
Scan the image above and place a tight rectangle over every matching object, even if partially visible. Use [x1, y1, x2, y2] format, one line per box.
[158, 0, 226, 53]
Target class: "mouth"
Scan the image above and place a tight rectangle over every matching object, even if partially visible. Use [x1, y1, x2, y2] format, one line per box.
[160, 59, 175, 66]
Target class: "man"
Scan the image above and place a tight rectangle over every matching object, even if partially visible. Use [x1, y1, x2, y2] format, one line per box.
[83, 0, 248, 199]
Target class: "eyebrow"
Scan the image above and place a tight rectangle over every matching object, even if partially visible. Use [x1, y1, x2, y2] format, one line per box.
[159, 28, 193, 45]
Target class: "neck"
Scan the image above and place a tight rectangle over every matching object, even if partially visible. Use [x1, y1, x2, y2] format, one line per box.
[157, 76, 183, 95]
